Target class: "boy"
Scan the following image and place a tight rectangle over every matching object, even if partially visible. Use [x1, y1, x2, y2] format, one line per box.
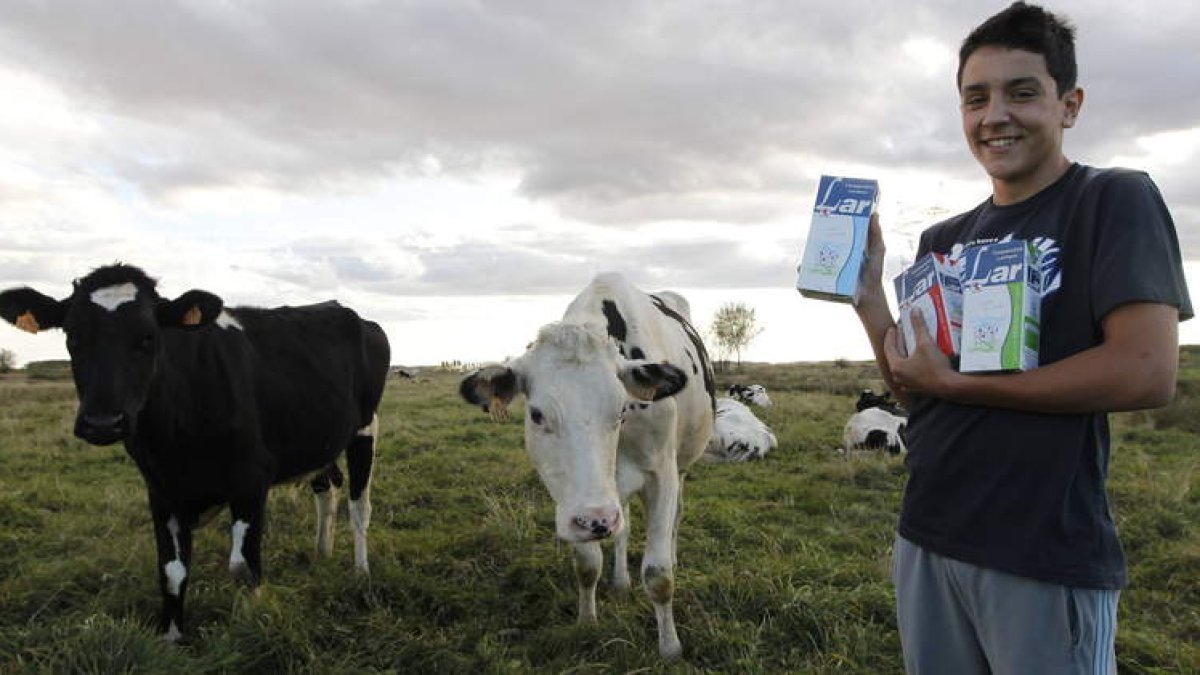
[853, 3, 1193, 673]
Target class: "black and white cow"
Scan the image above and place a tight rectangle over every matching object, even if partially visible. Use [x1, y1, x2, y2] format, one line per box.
[727, 383, 773, 407]
[459, 272, 715, 659]
[839, 389, 907, 456]
[0, 264, 390, 641]
[703, 397, 777, 462]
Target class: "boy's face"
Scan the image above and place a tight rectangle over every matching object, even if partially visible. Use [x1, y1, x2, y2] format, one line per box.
[959, 46, 1083, 202]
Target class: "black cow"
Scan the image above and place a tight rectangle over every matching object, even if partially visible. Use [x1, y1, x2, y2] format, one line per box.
[0, 264, 390, 641]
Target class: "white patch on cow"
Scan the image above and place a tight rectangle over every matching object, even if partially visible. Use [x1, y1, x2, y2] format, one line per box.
[215, 310, 243, 331]
[164, 560, 187, 596]
[229, 520, 249, 569]
[348, 497, 371, 572]
[356, 415, 378, 437]
[89, 283, 139, 312]
[163, 621, 183, 642]
[164, 516, 187, 596]
[704, 397, 777, 462]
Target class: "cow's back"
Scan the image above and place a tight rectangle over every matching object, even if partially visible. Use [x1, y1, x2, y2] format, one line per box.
[233, 302, 390, 480]
[564, 273, 715, 468]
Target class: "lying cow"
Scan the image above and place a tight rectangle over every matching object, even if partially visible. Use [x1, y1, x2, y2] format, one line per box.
[459, 272, 715, 659]
[703, 397, 777, 462]
[839, 390, 907, 457]
[727, 383, 773, 407]
[0, 264, 390, 641]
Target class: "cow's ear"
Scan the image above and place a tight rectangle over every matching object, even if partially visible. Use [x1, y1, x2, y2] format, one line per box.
[459, 365, 520, 422]
[156, 290, 224, 329]
[619, 361, 688, 402]
[0, 287, 67, 334]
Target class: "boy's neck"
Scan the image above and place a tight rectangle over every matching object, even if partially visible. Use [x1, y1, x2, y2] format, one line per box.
[991, 155, 1072, 206]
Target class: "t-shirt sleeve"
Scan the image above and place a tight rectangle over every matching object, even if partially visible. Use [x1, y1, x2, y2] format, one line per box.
[1091, 171, 1194, 323]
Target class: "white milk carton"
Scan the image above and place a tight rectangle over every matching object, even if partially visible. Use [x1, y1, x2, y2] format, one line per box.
[893, 252, 963, 358]
[796, 175, 880, 304]
[959, 240, 1042, 372]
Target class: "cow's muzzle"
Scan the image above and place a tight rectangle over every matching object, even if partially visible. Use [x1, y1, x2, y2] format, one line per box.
[570, 507, 622, 541]
[74, 412, 129, 446]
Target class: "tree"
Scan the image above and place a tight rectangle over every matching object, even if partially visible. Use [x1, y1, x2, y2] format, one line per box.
[0, 348, 15, 373]
[709, 302, 763, 369]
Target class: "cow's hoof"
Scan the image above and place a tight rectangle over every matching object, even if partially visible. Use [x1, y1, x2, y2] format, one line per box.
[229, 562, 257, 586]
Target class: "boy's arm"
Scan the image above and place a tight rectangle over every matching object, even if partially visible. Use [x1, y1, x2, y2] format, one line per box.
[887, 302, 1180, 413]
[853, 214, 910, 408]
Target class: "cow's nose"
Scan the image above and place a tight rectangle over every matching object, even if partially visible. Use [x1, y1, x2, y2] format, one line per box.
[572, 508, 621, 539]
[75, 412, 129, 445]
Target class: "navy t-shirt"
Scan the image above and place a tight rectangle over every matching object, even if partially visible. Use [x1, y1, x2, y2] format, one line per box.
[899, 163, 1193, 589]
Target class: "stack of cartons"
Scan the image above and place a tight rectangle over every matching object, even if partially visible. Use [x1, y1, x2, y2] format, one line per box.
[889, 239, 1041, 373]
[796, 175, 880, 304]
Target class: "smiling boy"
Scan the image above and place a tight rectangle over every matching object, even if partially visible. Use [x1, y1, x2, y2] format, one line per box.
[852, 3, 1193, 673]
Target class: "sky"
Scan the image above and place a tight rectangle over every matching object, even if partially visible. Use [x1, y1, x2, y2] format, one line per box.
[1, 0, 1198, 368]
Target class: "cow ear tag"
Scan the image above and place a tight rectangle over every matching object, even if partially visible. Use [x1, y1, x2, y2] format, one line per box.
[181, 306, 202, 326]
[15, 311, 40, 334]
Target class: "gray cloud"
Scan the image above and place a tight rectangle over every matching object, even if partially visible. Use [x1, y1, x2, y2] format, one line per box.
[0, 0, 1196, 285]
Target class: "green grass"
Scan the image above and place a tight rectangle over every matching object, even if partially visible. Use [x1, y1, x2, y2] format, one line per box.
[0, 358, 1197, 674]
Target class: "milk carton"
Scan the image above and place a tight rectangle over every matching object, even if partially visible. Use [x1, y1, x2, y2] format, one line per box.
[959, 240, 1041, 372]
[893, 252, 962, 358]
[796, 175, 880, 304]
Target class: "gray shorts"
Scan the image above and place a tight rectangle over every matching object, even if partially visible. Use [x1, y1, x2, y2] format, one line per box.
[892, 534, 1118, 675]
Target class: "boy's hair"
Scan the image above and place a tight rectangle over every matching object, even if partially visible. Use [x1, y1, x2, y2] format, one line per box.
[957, 2, 1077, 96]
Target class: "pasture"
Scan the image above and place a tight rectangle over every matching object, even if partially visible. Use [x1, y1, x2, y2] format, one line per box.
[1, 354, 1198, 674]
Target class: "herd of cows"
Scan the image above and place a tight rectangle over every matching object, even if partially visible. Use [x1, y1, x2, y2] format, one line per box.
[0, 263, 907, 659]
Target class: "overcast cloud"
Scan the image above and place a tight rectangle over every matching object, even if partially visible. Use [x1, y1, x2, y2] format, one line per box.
[1, 0, 1197, 364]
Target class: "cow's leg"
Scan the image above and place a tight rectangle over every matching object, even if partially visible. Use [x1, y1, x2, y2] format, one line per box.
[310, 463, 344, 557]
[572, 540, 603, 623]
[346, 415, 377, 574]
[150, 500, 193, 642]
[610, 499, 632, 598]
[228, 488, 268, 588]
[642, 465, 684, 659]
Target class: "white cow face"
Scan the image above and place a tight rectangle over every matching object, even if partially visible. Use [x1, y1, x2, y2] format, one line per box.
[460, 323, 688, 543]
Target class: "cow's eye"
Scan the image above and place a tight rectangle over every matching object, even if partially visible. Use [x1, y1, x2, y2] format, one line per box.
[529, 408, 544, 425]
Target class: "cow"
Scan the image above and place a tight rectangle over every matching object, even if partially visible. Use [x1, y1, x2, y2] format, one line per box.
[0, 264, 390, 641]
[703, 397, 777, 462]
[839, 390, 907, 457]
[458, 272, 715, 659]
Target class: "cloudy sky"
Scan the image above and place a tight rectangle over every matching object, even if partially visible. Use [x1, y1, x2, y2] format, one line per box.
[1, 0, 1198, 367]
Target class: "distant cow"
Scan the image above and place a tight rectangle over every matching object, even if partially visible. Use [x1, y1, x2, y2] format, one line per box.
[727, 383, 773, 407]
[839, 390, 907, 456]
[703, 397, 777, 462]
[459, 272, 715, 659]
[0, 264, 390, 641]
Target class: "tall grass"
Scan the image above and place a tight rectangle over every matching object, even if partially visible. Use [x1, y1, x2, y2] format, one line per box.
[0, 359, 1196, 673]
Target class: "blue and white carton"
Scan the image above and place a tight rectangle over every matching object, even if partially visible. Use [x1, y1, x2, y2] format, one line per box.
[796, 175, 880, 304]
[959, 240, 1042, 372]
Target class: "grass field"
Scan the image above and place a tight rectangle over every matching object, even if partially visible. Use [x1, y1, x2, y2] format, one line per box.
[0, 353, 1197, 674]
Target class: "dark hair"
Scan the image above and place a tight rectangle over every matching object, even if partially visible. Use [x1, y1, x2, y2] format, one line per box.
[957, 2, 1077, 96]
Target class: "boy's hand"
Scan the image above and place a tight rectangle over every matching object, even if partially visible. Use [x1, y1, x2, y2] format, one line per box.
[854, 213, 888, 313]
[885, 307, 957, 398]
